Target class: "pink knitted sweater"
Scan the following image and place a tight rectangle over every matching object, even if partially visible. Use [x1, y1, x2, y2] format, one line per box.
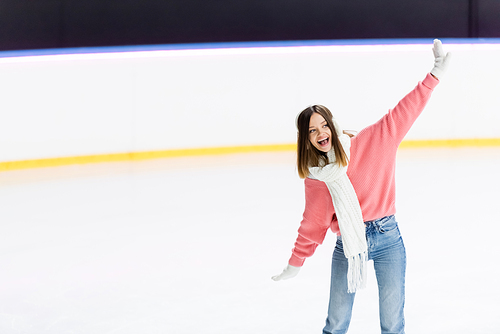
[289, 73, 439, 267]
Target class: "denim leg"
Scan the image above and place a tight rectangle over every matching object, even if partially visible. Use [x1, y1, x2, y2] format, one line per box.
[369, 216, 406, 334]
[322, 237, 356, 334]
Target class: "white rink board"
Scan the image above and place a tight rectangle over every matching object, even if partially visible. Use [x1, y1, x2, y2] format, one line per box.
[0, 41, 500, 162]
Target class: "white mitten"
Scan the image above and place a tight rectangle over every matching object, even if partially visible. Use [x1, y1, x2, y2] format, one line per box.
[272, 264, 301, 281]
[430, 39, 451, 80]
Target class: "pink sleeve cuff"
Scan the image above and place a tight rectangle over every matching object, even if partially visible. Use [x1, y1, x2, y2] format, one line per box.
[423, 72, 440, 90]
[289, 254, 305, 267]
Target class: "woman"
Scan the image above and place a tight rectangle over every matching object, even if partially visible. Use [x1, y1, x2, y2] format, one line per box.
[272, 40, 451, 334]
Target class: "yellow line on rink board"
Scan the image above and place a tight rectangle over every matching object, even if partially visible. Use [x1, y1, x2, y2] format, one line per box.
[399, 138, 500, 148]
[0, 144, 296, 172]
[1, 138, 499, 172]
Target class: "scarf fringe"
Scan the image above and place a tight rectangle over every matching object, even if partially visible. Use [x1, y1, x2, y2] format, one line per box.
[347, 251, 368, 294]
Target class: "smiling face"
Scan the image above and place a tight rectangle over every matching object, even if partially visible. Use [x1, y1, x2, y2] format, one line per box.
[308, 112, 332, 153]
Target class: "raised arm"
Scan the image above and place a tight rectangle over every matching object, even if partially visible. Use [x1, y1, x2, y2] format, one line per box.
[366, 40, 450, 146]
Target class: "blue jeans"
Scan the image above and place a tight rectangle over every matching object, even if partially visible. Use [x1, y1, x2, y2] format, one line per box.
[322, 215, 406, 334]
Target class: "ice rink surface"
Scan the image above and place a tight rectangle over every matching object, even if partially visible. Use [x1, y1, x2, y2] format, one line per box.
[0, 147, 499, 333]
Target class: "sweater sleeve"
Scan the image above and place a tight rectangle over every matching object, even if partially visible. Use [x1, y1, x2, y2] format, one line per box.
[375, 73, 439, 146]
[288, 178, 337, 267]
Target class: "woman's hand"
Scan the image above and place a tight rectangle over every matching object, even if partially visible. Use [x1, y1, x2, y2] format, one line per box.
[430, 39, 451, 80]
[272, 264, 301, 281]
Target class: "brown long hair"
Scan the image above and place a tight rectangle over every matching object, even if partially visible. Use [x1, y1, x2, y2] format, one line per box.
[296, 105, 353, 179]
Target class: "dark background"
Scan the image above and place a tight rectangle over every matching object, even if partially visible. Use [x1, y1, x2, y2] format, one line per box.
[0, 0, 499, 52]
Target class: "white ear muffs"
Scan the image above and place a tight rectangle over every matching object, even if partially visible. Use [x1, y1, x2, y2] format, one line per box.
[331, 117, 343, 138]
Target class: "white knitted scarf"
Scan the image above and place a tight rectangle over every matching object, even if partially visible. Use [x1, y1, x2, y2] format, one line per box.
[308, 121, 368, 293]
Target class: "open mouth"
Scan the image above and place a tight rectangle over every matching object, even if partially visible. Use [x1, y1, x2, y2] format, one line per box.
[318, 137, 329, 147]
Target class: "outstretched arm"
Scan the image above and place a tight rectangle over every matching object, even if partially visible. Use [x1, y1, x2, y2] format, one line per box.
[272, 179, 335, 281]
[366, 39, 451, 146]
